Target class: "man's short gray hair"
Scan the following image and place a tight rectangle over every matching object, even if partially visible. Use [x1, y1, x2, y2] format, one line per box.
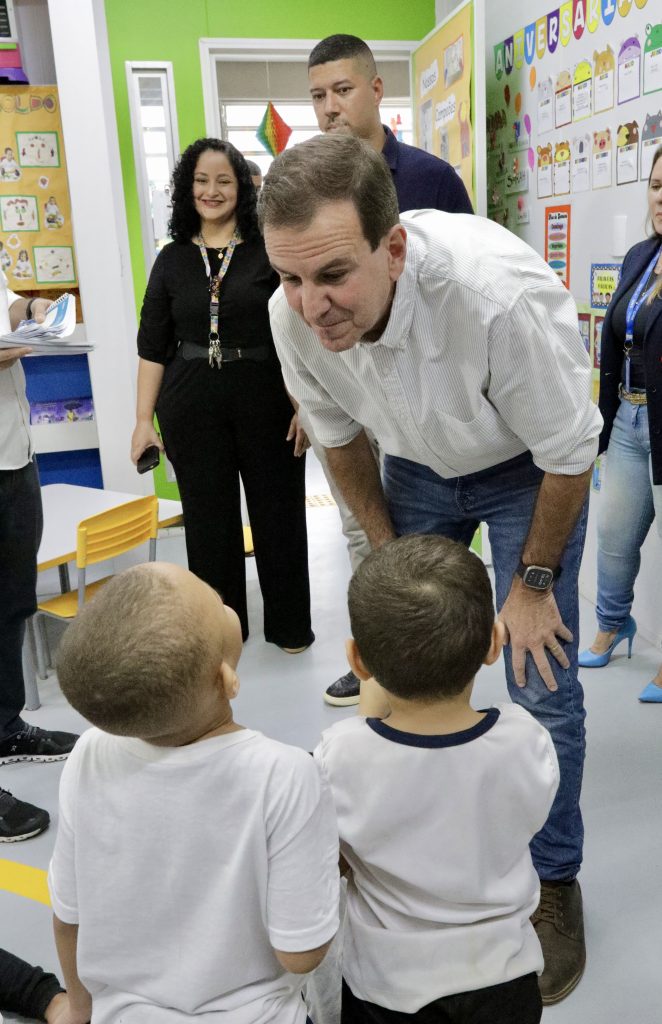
[258, 134, 399, 251]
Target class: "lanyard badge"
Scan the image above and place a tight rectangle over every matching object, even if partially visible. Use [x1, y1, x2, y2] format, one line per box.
[197, 229, 241, 368]
[623, 246, 661, 391]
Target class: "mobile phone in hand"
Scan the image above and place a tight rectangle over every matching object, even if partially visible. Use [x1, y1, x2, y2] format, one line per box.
[137, 445, 161, 474]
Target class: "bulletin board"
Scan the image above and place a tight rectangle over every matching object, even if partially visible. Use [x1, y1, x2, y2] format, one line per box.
[486, 0, 661, 309]
[412, 0, 475, 207]
[0, 86, 77, 291]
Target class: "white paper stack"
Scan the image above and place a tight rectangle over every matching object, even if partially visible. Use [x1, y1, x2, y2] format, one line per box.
[0, 293, 93, 355]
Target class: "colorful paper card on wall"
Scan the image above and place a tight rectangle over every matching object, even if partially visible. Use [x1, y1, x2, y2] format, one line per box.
[0, 86, 76, 291]
[573, 60, 593, 122]
[553, 140, 571, 195]
[545, 205, 571, 287]
[617, 119, 640, 183]
[572, 133, 592, 191]
[537, 141, 554, 197]
[538, 77, 554, 133]
[578, 309, 592, 355]
[590, 264, 621, 307]
[640, 109, 662, 178]
[593, 314, 605, 366]
[643, 23, 662, 95]
[592, 127, 613, 188]
[593, 46, 615, 113]
[618, 36, 641, 104]
[555, 69, 572, 127]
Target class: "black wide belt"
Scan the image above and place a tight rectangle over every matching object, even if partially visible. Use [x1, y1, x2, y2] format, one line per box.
[180, 340, 271, 363]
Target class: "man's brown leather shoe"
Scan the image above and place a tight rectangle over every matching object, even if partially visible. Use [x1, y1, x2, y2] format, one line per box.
[532, 879, 586, 1004]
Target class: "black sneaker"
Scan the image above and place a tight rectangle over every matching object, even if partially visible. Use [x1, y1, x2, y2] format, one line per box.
[0, 788, 50, 842]
[0, 724, 79, 765]
[324, 670, 361, 707]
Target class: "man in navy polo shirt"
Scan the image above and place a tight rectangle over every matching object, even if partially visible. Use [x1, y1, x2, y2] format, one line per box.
[305, 34, 473, 707]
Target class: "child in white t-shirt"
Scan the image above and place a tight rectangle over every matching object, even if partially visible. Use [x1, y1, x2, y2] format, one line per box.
[314, 535, 559, 1024]
[49, 562, 339, 1024]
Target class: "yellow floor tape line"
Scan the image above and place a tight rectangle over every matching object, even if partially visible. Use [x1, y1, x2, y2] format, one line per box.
[0, 859, 51, 906]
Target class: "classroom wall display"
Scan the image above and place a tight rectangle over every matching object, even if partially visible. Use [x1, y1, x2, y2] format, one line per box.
[487, 0, 659, 303]
[590, 262, 621, 306]
[545, 204, 571, 286]
[0, 86, 76, 291]
[412, 0, 474, 205]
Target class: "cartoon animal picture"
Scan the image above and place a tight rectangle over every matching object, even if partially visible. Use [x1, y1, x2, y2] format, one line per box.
[645, 23, 662, 56]
[537, 142, 553, 167]
[642, 111, 662, 142]
[556, 69, 572, 92]
[619, 36, 641, 63]
[554, 141, 571, 163]
[617, 121, 640, 147]
[574, 60, 593, 85]
[593, 128, 612, 153]
[594, 46, 615, 76]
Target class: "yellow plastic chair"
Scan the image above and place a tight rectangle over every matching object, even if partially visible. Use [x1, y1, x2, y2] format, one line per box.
[33, 497, 159, 683]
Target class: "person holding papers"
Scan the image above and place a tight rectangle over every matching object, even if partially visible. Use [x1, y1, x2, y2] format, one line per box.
[0, 281, 79, 844]
[131, 139, 314, 653]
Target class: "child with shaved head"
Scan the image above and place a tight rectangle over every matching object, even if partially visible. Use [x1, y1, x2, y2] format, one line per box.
[49, 562, 338, 1024]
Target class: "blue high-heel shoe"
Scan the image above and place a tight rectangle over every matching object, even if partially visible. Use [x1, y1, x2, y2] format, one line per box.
[577, 615, 637, 668]
[639, 682, 662, 703]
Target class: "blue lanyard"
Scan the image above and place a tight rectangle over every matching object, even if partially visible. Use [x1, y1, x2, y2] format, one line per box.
[624, 246, 661, 390]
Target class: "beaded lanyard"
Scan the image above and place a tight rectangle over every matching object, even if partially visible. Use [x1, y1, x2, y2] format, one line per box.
[196, 228, 241, 368]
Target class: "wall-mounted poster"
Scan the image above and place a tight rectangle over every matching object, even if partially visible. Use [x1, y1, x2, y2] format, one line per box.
[617, 120, 640, 183]
[555, 69, 572, 127]
[641, 110, 662, 179]
[578, 309, 592, 355]
[0, 85, 76, 290]
[572, 133, 592, 191]
[545, 205, 571, 287]
[554, 140, 571, 195]
[590, 263, 621, 307]
[538, 76, 554, 134]
[594, 46, 616, 113]
[643, 22, 662, 95]
[618, 36, 642, 104]
[573, 60, 594, 122]
[593, 314, 605, 367]
[412, 1, 474, 204]
[593, 127, 613, 188]
[537, 141, 554, 197]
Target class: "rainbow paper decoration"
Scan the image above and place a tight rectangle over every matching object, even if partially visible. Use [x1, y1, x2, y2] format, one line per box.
[256, 102, 292, 157]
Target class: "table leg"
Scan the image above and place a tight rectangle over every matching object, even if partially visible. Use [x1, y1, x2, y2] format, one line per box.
[58, 562, 71, 593]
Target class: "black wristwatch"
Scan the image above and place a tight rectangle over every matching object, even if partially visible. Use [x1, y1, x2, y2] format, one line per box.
[516, 561, 562, 591]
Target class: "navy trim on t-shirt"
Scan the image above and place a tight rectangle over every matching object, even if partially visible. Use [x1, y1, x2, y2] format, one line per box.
[366, 707, 500, 748]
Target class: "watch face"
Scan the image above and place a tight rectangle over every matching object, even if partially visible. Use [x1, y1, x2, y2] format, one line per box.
[523, 566, 555, 590]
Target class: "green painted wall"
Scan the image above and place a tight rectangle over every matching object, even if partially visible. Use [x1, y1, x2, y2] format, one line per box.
[105, 0, 436, 311]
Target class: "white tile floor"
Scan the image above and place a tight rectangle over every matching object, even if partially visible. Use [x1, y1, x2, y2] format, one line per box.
[1, 453, 661, 1022]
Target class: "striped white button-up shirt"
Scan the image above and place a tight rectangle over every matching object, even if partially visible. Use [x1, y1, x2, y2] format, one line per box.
[270, 210, 602, 479]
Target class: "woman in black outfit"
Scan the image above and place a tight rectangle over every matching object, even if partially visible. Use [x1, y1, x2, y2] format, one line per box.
[130, 139, 314, 651]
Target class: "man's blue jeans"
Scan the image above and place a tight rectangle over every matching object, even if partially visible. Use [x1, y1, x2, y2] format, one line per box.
[596, 399, 662, 632]
[383, 451, 588, 881]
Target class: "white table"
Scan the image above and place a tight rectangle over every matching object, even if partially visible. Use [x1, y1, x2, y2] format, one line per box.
[23, 484, 183, 709]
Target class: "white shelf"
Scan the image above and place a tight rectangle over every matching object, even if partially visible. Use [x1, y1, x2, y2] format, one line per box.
[32, 419, 99, 454]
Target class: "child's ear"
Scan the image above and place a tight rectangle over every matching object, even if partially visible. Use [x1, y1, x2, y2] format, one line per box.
[345, 638, 372, 681]
[484, 620, 506, 666]
[218, 661, 240, 700]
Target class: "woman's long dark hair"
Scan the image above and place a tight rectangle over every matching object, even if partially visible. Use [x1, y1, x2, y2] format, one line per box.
[169, 138, 258, 243]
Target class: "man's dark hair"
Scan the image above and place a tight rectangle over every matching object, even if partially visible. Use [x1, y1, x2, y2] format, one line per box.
[56, 566, 213, 737]
[169, 137, 258, 244]
[258, 134, 398, 251]
[308, 34, 377, 76]
[348, 535, 495, 701]
[244, 159, 262, 177]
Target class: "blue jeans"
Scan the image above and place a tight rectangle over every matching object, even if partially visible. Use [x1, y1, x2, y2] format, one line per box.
[0, 459, 43, 739]
[596, 399, 662, 632]
[383, 451, 588, 881]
